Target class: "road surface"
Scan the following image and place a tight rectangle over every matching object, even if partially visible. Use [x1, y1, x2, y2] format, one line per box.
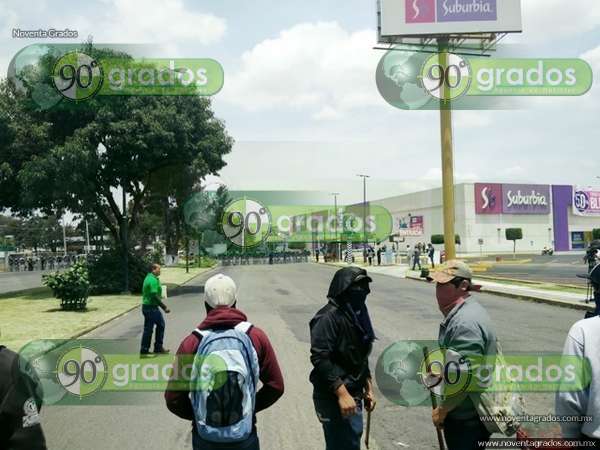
[40, 263, 584, 449]
[0, 270, 49, 294]
[480, 254, 589, 285]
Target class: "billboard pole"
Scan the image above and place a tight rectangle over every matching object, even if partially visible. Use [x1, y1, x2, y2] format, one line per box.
[438, 37, 457, 261]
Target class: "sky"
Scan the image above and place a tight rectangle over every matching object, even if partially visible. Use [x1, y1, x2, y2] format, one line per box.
[1, 0, 599, 205]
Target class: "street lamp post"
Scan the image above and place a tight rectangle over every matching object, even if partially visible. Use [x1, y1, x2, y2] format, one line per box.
[331, 192, 340, 261]
[62, 217, 67, 256]
[122, 181, 130, 293]
[357, 175, 370, 264]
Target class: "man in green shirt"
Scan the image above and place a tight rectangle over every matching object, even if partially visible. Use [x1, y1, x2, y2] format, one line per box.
[140, 264, 170, 356]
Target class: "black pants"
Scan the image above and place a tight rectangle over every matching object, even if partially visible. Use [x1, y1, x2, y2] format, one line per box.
[443, 416, 491, 450]
[140, 305, 165, 353]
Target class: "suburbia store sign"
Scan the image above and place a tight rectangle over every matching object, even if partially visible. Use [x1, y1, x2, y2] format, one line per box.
[475, 183, 550, 215]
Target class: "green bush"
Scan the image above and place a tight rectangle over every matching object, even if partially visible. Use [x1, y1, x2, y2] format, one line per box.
[431, 234, 461, 245]
[197, 256, 216, 268]
[505, 228, 523, 256]
[88, 250, 149, 295]
[43, 261, 90, 310]
[593, 229, 600, 240]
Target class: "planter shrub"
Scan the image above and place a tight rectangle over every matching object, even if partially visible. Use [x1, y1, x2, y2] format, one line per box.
[43, 261, 90, 310]
[88, 250, 149, 295]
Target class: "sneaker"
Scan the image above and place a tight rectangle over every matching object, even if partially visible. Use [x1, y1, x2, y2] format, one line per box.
[154, 348, 170, 354]
[140, 351, 152, 358]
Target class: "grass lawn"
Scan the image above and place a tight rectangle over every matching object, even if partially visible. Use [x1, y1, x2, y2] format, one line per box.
[159, 266, 214, 287]
[0, 287, 139, 352]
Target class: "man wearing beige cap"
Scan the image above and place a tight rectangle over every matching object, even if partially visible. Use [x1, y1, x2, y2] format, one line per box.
[427, 260, 497, 450]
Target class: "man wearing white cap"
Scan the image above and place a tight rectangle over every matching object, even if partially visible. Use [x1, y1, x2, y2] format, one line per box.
[165, 273, 284, 450]
[427, 260, 497, 450]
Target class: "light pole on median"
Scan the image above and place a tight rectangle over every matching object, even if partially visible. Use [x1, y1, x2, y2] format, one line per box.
[357, 174, 370, 264]
[331, 192, 340, 261]
[121, 180, 130, 293]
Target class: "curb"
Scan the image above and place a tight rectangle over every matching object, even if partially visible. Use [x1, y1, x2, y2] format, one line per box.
[74, 303, 141, 339]
[472, 274, 587, 291]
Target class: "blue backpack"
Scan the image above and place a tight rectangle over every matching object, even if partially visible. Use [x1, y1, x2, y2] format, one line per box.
[190, 322, 260, 443]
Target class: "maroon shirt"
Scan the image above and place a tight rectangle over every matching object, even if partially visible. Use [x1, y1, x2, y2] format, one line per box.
[164, 307, 284, 420]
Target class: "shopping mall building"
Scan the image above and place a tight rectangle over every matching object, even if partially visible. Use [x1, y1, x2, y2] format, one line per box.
[371, 183, 600, 253]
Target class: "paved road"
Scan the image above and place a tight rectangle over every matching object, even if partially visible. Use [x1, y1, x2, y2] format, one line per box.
[0, 270, 48, 294]
[467, 254, 590, 285]
[40, 263, 584, 450]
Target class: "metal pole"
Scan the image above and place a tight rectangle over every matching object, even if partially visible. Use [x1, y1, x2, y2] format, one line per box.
[364, 177, 367, 263]
[85, 220, 90, 256]
[122, 183, 130, 293]
[357, 175, 370, 263]
[438, 37, 457, 261]
[62, 220, 67, 256]
[332, 193, 340, 261]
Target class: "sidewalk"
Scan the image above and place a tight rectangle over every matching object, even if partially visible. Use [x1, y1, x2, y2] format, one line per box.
[315, 261, 595, 312]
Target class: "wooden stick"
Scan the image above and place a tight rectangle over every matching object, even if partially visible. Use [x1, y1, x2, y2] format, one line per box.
[423, 346, 446, 450]
[365, 408, 372, 449]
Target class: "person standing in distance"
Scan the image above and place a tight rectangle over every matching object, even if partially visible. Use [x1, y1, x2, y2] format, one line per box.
[140, 263, 170, 356]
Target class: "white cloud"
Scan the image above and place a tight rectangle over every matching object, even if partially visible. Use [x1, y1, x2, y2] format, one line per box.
[312, 106, 342, 120]
[500, 166, 526, 177]
[509, 0, 600, 43]
[1, 0, 225, 47]
[96, 0, 226, 44]
[221, 22, 382, 118]
[582, 45, 600, 85]
[453, 111, 492, 128]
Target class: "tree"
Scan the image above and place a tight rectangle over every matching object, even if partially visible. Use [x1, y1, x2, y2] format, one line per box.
[1, 45, 233, 262]
[505, 228, 523, 258]
[593, 229, 600, 240]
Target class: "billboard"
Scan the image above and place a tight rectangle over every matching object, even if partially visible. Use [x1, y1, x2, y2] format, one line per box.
[573, 187, 600, 216]
[475, 183, 550, 215]
[396, 214, 424, 236]
[378, 0, 522, 39]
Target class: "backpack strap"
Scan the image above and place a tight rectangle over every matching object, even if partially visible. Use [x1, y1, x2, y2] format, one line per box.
[234, 321, 253, 334]
[192, 328, 211, 340]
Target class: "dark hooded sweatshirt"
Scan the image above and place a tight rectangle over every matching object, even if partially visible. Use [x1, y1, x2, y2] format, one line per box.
[309, 267, 374, 399]
[0, 346, 47, 450]
[164, 308, 284, 425]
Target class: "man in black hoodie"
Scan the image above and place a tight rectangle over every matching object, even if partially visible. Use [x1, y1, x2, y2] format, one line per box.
[309, 267, 377, 450]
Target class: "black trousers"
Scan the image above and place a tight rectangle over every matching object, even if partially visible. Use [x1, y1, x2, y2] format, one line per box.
[443, 416, 491, 450]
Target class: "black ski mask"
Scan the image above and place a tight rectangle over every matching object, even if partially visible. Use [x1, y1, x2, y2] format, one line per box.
[345, 282, 370, 311]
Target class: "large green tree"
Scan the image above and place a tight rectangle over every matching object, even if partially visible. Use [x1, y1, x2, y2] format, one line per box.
[0, 45, 233, 257]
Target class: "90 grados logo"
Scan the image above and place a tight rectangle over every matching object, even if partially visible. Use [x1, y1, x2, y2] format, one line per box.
[220, 198, 271, 248]
[420, 53, 472, 101]
[56, 346, 108, 398]
[52, 52, 104, 101]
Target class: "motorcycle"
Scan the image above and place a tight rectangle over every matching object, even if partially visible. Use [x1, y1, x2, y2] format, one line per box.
[541, 248, 554, 256]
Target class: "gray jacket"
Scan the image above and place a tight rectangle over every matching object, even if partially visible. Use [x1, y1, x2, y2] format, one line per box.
[438, 297, 497, 420]
[556, 316, 600, 439]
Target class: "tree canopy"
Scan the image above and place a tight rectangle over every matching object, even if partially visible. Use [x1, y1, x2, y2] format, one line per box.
[0, 44, 233, 254]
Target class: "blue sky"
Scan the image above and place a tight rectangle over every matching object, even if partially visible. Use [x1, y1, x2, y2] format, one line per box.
[1, 0, 600, 204]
